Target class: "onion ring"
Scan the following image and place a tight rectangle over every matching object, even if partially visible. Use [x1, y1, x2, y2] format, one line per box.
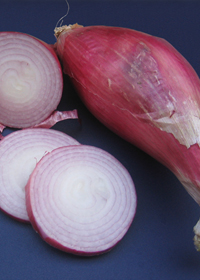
[0, 128, 79, 222]
[26, 145, 137, 256]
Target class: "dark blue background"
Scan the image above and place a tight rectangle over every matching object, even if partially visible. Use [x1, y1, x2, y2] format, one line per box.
[0, 1, 200, 279]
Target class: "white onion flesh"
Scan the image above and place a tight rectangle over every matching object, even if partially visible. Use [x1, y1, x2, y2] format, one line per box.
[0, 32, 63, 128]
[0, 128, 80, 222]
[26, 145, 137, 256]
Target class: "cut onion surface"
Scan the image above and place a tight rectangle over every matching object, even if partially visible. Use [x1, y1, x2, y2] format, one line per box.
[0, 128, 80, 222]
[0, 32, 63, 128]
[26, 145, 137, 256]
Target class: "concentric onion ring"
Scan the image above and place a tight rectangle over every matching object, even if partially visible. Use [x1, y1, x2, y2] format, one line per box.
[0, 128, 79, 222]
[26, 145, 137, 256]
[0, 32, 63, 128]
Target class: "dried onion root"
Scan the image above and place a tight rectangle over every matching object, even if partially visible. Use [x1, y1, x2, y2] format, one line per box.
[26, 145, 137, 256]
[0, 128, 80, 222]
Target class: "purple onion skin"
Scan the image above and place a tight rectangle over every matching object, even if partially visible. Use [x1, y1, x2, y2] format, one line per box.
[55, 25, 200, 208]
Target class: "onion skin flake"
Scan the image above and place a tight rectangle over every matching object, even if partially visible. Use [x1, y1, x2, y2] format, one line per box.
[55, 24, 200, 250]
[26, 145, 137, 256]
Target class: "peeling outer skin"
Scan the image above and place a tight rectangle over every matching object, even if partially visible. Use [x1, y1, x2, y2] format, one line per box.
[0, 123, 5, 132]
[0, 110, 79, 137]
[55, 25, 200, 223]
[30, 109, 79, 128]
[0, 125, 5, 140]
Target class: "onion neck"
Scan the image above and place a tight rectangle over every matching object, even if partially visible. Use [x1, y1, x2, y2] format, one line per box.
[54, 23, 83, 39]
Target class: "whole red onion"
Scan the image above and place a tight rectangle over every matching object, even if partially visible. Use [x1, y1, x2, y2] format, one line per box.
[55, 24, 200, 249]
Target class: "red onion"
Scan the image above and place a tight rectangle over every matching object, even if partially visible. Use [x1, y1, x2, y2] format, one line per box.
[55, 24, 200, 249]
[0, 32, 66, 129]
[0, 128, 79, 222]
[26, 145, 137, 256]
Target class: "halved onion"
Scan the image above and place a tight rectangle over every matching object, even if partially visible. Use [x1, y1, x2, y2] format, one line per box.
[26, 145, 137, 256]
[0, 32, 63, 128]
[0, 128, 80, 222]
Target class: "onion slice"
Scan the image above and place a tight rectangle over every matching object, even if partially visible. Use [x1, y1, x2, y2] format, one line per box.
[0, 32, 63, 128]
[0, 128, 80, 222]
[26, 145, 137, 256]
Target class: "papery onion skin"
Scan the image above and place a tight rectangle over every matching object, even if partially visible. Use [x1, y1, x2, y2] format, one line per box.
[26, 145, 137, 256]
[54, 25, 200, 202]
[55, 24, 200, 249]
[0, 32, 63, 129]
[0, 128, 80, 222]
[31, 109, 79, 129]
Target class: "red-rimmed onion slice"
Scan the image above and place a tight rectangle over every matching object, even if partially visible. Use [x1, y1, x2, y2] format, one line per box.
[26, 145, 137, 256]
[0, 128, 80, 222]
[0, 32, 63, 128]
